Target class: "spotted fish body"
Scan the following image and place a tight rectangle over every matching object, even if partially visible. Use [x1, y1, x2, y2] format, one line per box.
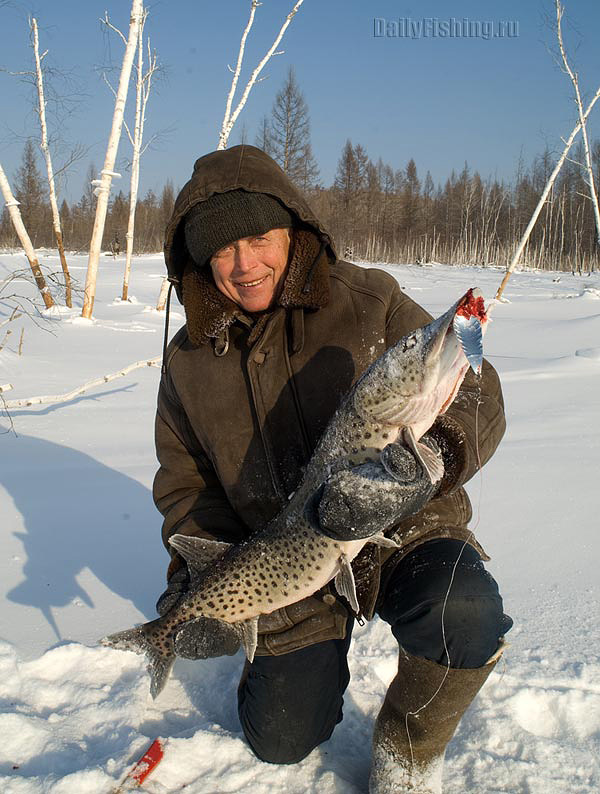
[102, 289, 488, 697]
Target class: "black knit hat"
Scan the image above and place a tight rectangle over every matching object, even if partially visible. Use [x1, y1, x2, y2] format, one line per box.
[184, 189, 295, 267]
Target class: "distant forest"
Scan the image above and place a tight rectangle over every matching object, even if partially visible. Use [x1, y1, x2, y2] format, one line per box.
[2, 68, 600, 273]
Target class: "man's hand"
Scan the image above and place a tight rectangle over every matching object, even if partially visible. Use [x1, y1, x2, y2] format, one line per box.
[255, 591, 349, 656]
[174, 614, 241, 659]
[157, 566, 241, 659]
[313, 437, 442, 542]
[156, 565, 347, 659]
[156, 565, 190, 617]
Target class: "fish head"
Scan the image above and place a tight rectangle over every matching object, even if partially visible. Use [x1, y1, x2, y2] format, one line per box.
[353, 289, 488, 429]
[420, 287, 488, 380]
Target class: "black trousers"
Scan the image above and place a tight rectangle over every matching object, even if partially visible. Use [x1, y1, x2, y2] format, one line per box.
[237, 539, 512, 765]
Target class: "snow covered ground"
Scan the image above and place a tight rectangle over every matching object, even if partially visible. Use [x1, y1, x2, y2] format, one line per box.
[1, 252, 598, 793]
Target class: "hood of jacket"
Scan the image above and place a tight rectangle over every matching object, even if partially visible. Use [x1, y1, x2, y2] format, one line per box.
[164, 145, 337, 345]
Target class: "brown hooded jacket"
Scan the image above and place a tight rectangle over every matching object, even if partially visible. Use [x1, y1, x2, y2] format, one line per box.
[154, 145, 506, 640]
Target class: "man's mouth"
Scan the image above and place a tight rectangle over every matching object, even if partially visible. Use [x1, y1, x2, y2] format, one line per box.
[234, 275, 269, 289]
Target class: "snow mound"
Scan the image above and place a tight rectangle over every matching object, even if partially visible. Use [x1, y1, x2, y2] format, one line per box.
[41, 305, 73, 318]
[575, 347, 600, 360]
[582, 287, 600, 300]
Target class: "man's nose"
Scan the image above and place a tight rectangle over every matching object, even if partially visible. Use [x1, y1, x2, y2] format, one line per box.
[233, 242, 256, 272]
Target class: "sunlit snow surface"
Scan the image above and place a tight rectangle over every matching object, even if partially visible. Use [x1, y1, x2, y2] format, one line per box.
[1, 253, 599, 793]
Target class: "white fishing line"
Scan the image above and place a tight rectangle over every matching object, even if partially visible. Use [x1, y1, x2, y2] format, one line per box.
[404, 379, 484, 774]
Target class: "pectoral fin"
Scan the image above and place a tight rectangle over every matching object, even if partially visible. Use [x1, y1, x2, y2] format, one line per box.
[402, 427, 444, 484]
[238, 616, 259, 663]
[367, 533, 401, 549]
[334, 554, 359, 613]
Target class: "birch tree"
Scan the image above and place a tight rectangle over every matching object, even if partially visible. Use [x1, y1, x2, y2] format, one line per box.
[0, 161, 55, 309]
[101, 9, 159, 302]
[555, 0, 600, 250]
[495, 90, 600, 299]
[218, 0, 306, 150]
[81, 0, 144, 320]
[30, 17, 73, 307]
[494, 2, 600, 298]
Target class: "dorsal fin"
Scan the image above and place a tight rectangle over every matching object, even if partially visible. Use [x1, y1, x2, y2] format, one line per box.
[168, 534, 232, 582]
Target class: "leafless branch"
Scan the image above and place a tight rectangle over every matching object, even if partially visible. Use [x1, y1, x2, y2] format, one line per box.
[3, 356, 161, 409]
[218, 0, 306, 149]
[101, 11, 128, 46]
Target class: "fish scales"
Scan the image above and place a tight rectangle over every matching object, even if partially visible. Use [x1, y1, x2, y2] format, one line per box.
[101, 288, 488, 697]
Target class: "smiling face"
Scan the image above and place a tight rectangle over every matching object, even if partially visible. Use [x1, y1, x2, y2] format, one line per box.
[209, 227, 292, 312]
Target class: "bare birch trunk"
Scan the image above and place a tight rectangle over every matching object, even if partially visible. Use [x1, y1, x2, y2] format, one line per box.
[31, 18, 72, 307]
[495, 87, 600, 301]
[555, 1, 600, 250]
[81, 0, 144, 319]
[122, 19, 145, 302]
[156, 277, 170, 311]
[121, 16, 156, 302]
[0, 161, 55, 309]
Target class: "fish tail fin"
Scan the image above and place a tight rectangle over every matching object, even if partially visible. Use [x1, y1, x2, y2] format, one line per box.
[100, 623, 175, 699]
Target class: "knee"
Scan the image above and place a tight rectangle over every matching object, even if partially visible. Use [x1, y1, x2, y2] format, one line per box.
[238, 706, 332, 765]
[435, 589, 509, 666]
[381, 540, 512, 668]
[236, 637, 351, 765]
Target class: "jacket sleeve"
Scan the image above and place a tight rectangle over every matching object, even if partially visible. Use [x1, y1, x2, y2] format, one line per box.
[384, 282, 506, 493]
[153, 368, 248, 579]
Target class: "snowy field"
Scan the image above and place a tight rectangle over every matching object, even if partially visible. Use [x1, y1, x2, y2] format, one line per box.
[1, 252, 599, 793]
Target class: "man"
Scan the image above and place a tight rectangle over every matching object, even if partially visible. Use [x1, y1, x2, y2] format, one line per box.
[154, 145, 511, 793]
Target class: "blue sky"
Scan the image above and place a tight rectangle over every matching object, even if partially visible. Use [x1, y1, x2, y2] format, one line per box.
[1, 0, 600, 203]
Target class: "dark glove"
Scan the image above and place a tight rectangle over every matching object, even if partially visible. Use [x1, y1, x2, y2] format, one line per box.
[172, 592, 348, 660]
[255, 590, 349, 656]
[313, 437, 441, 542]
[156, 564, 240, 659]
[424, 418, 468, 495]
[156, 565, 190, 617]
[158, 579, 346, 660]
[174, 615, 241, 659]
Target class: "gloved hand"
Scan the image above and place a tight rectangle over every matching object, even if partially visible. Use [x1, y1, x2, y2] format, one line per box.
[313, 437, 441, 542]
[156, 565, 190, 617]
[156, 566, 347, 658]
[157, 565, 241, 659]
[255, 590, 349, 656]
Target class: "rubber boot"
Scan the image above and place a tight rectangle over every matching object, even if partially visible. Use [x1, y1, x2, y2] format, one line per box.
[369, 645, 504, 793]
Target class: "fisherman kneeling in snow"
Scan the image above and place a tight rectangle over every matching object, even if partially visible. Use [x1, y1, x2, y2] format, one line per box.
[152, 146, 512, 793]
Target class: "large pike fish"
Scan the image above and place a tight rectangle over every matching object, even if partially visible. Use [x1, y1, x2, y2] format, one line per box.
[102, 288, 488, 697]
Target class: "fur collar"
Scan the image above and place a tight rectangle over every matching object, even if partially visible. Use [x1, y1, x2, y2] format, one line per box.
[180, 229, 330, 346]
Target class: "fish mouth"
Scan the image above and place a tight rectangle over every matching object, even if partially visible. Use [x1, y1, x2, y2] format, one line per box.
[422, 288, 487, 376]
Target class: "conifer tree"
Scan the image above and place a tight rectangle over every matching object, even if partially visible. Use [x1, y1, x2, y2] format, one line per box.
[269, 67, 319, 189]
[13, 140, 47, 246]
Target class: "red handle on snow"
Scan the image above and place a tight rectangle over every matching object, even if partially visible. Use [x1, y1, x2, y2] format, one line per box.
[112, 738, 164, 792]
